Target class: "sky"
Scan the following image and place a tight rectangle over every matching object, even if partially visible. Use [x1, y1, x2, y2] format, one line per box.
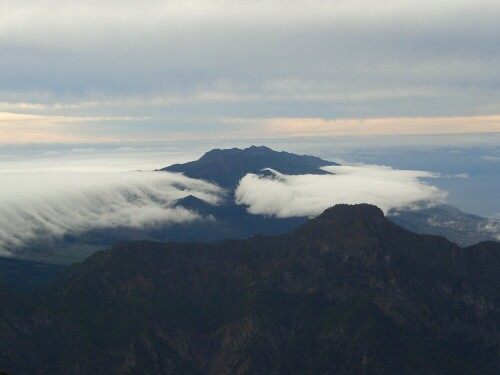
[1, 0, 500, 142]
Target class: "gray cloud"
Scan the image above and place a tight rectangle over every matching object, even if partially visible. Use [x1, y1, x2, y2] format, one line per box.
[1, 0, 499, 135]
[235, 165, 447, 218]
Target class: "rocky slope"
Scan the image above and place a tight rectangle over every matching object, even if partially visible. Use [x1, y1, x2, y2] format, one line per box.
[390, 204, 500, 246]
[0, 256, 65, 293]
[1, 204, 499, 374]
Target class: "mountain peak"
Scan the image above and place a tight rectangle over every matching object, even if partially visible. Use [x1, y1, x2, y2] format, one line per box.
[293, 204, 393, 255]
[198, 145, 278, 161]
[160, 146, 338, 188]
[319, 204, 385, 222]
[248, 145, 271, 150]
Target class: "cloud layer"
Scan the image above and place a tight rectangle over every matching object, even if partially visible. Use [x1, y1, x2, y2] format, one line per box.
[235, 165, 447, 218]
[0, 171, 222, 256]
[1, 0, 499, 141]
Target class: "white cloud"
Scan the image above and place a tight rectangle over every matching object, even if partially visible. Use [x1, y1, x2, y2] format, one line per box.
[0, 171, 223, 256]
[482, 155, 500, 161]
[235, 164, 447, 218]
[453, 173, 469, 179]
[477, 220, 500, 241]
[443, 173, 469, 179]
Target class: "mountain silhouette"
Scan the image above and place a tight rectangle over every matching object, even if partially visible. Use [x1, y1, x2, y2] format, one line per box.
[160, 145, 338, 188]
[1, 204, 498, 374]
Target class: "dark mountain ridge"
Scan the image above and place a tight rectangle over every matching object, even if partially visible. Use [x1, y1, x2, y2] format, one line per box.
[0, 256, 65, 293]
[160, 145, 339, 188]
[1, 204, 499, 374]
[391, 204, 500, 246]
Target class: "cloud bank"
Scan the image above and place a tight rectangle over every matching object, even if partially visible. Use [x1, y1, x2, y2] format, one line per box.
[1, 0, 499, 141]
[0, 171, 222, 256]
[235, 165, 447, 218]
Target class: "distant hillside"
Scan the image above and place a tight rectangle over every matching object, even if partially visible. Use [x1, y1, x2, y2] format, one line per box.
[160, 145, 339, 188]
[1, 204, 499, 374]
[390, 204, 500, 246]
[0, 256, 66, 293]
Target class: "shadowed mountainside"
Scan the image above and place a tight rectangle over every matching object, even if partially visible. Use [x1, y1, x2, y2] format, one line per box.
[391, 204, 500, 246]
[1, 204, 499, 374]
[160, 145, 339, 188]
[0, 256, 65, 293]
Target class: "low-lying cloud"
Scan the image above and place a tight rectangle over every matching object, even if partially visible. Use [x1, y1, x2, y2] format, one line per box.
[0, 171, 222, 256]
[477, 220, 500, 241]
[235, 164, 447, 218]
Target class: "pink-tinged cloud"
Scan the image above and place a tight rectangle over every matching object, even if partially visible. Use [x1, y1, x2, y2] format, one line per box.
[225, 115, 500, 137]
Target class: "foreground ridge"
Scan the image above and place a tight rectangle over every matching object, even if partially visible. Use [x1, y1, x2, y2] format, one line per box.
[1, 204, 499, 374]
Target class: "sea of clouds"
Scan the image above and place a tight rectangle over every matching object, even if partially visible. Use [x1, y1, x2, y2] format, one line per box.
[0, 170, 222, 256]
[1, 142, 494, 257]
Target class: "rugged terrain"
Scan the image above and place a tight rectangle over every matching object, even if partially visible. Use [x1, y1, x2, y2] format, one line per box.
[391, 204, 500, 246]
[1, 204, 499, 374]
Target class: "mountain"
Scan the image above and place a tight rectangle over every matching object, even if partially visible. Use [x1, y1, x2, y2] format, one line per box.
[4, 146, 497, 265]
[390, 204, 500, 247]
[2, 147, 332, 263]
[1, 204, 499, 374]
[163, 146, 498, 248]
[0, 256, 66, 293]
[160, 145, 339, 188]
[0, 284, 56, 374]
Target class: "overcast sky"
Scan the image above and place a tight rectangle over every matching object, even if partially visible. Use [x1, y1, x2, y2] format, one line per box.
[1, 0, 499, 142]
